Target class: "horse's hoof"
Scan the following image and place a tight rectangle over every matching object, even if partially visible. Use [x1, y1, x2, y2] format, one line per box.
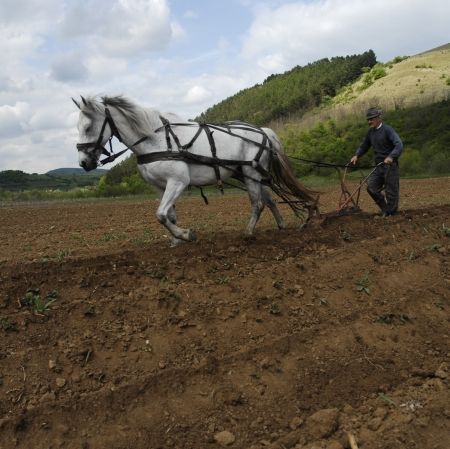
[243, 233, 256, 241]
[188, 230, 197, 241]
[170, 237, 183, 247]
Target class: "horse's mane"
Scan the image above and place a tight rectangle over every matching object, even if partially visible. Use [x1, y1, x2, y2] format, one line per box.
[82, 95, 158, 137]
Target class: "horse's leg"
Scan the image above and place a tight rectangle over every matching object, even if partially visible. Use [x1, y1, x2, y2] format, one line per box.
[167, 205, 184, 247]
[156, 180, 196, 242]
[262, 186, 285, 230]
[243, 179, 265, 237]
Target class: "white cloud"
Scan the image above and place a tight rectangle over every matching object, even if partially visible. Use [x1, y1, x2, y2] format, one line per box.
[58, 0, 176, 57]
[51, 54, 89, 82]
[183, 85, 212, 105]
[0, 102, 32, 138]
[29, 107, 69, 131]
[241, 0, 450, 74]
[0, 28, 43, 63]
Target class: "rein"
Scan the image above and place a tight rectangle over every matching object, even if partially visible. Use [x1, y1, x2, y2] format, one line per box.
[288, 155, 379, 170]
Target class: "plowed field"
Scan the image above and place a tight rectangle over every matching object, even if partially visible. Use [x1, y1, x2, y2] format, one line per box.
[1, 177, 449, 449]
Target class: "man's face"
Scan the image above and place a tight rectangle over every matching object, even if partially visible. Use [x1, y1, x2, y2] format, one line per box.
[367, 116, 382, 128]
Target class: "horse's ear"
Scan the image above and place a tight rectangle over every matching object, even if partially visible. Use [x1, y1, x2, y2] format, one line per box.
[80, 95, 88, 106]
[72, 97, 81, 110]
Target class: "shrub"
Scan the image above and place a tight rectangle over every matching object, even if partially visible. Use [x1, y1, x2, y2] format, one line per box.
[428, 152, 450, 174]
[390, 55, 409, 64]
[372, 65, 387, 80]
[401, 148, 423, 175]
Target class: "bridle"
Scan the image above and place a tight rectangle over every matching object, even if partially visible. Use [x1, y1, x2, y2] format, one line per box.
[76, 107, 147, 166]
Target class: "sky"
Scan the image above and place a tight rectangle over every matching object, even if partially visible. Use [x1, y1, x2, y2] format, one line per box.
[1, 0, 449, 174]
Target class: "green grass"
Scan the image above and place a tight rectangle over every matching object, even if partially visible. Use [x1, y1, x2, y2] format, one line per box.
[22, 289, 58, 314]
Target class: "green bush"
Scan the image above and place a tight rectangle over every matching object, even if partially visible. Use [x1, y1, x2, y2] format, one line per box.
[428, 152, 450, 174]
[401, 148, 423, 174]
[94, 173, 153, 197]
[372, 65, 387, 80]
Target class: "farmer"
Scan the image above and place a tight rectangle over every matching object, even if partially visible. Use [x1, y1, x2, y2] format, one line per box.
[350, 107, 403, 216]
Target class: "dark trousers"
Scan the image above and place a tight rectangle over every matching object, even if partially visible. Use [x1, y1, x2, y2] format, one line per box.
[366, 163, 399, 214]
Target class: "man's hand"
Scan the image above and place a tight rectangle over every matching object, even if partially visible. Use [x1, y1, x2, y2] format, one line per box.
[384, 156, 393, 165]
[350, 155, 358, 165]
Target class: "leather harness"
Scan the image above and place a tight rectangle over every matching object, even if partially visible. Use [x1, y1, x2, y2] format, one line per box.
[136, 117, 275, 192]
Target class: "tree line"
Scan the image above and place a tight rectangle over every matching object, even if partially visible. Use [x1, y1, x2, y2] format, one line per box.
[0, 170, 103, 191]
[197, 50, 377, 125]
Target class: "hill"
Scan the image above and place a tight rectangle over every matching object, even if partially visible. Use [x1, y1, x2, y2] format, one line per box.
[294, 44, 450, 129]
[197, 50, 377, 125]
[0, 169, 105, 192]
[274, 45, 450, 176]
[46, 168, 108, 176]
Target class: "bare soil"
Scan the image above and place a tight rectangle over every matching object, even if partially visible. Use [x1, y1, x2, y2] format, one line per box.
[0, 177, 449, 449]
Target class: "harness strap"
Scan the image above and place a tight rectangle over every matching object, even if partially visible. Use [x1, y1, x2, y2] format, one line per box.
[155, 119, 274, 152]
[137, 151, 254, 167]
[201, 125, 223, 193]
[105, 108, 123, 142]
[159, 116, 178, 150]
[181, 126, 204, 150]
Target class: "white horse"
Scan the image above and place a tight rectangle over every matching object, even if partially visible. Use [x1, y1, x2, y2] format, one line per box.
[73, 95, 318, 244]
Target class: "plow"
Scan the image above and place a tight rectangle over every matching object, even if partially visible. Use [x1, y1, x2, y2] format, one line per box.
[287, 156, 383, 223]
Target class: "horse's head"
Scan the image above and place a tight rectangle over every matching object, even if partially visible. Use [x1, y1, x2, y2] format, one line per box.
[73, 96, 113, 171]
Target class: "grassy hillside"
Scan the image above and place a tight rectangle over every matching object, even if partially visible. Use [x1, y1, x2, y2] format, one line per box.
[292, 45, 450, 130]
[271, 44, 450, 178]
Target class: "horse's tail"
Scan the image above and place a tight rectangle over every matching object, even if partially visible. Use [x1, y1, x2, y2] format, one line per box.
[269, 143, 320, 218]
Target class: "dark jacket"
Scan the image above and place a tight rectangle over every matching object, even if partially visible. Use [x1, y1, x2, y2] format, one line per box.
[356, 123, 403, 163]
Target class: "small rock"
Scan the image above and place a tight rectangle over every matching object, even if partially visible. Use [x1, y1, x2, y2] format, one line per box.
[57, 423, 70, 435]
[305, 408, 339, 439]
[214, 430, 235, 446]
[56, 378, 66, 388]
[373, 407, 387, 419]
[289, 416, 304, 430]
[367, 416, 383, 431]
[326, 441, 344, 449]
[49, 360, 57, 370]
[40, 391, 56, 403]
[435, 362, 448, 379]
[260, 357, 273, 369]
